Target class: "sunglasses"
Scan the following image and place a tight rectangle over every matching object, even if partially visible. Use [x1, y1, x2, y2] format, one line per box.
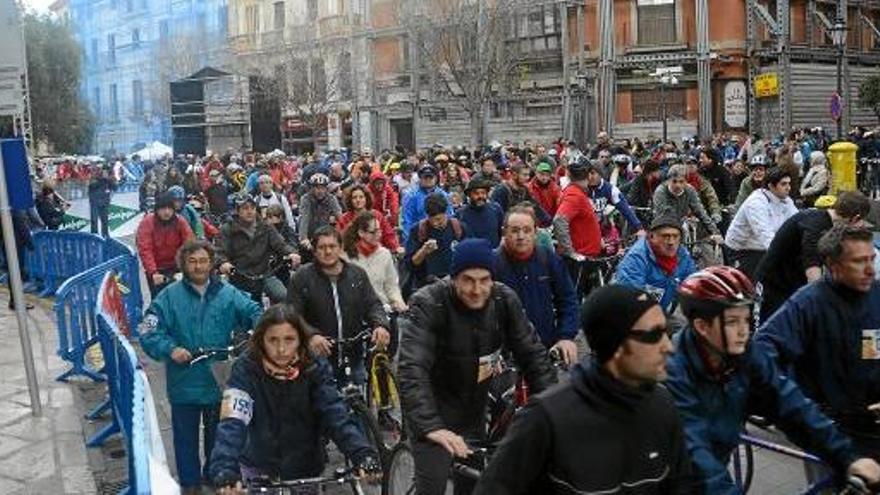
[626, 325, 674, 344]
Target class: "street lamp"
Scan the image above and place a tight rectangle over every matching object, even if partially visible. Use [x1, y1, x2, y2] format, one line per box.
[831, 16, 847, 140]
[651, 66, 682, 142]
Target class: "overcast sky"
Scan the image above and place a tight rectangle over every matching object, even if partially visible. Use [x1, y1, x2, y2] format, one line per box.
[23, 0, 54, 13]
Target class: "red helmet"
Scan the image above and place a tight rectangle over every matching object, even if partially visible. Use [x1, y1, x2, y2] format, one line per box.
[678, 266, 755, 319]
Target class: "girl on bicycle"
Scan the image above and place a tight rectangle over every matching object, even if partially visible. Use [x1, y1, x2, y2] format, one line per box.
[210, 304, 380, 494]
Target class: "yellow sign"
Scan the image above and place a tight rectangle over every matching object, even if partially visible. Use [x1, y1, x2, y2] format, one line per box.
[754, 73, 779, 98]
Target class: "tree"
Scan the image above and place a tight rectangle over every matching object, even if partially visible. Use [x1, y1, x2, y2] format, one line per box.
[860, 75, 880, 124]
[24, 13, 94, 153]
[404, 0, 528, 147]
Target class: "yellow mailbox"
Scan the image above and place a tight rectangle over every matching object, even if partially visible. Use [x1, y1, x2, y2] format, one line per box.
[827, 141, 859, 194]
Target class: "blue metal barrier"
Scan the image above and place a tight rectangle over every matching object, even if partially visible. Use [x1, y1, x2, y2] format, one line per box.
[29, 231, 108, 296]
[89, 313, 151, 494]
[53, 248, 142, 382]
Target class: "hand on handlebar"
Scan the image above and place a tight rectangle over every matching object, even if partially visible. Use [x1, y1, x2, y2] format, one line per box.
[355, 456, 383, 484]
[219, 262, 234, 276]
[848, 458, 880, 490]
[709, 234, 724, 245]
[372, 327, 391, 349]
[551, 339, 578, 366]
[309, 334, 333, 357]
[170, 347, 193, 365]
[151, 273, 167, 286]
[215, 481, 245, 495]
[426, 428, 473, 458]
[286, 252, 302, 268]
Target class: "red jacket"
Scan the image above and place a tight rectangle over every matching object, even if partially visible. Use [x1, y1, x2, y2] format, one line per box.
[336, 209, 400, 251]
[368, 171, 400, 227]
[555, 184, 601, 257]
[528, 178, 562, 217]
[136, 214, 194, 275]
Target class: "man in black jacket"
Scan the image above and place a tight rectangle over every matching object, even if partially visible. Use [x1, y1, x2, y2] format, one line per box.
[218, 195, 300, 304]
[287, 225, 390, 384]
[475, 284, 692, 494]
[398, 238, 557, 495]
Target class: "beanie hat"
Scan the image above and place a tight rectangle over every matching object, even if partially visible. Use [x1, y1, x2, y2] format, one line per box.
[581, 285, 660, 362]
[450, 239, 495, 277]
[650, 210, 683, 232]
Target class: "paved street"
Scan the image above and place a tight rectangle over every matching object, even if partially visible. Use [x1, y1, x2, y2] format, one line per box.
[0, 291, 97, 494]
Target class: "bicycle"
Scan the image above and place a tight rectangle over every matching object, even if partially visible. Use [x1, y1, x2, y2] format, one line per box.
[231, 466, 371, 494]
[188, 330, 252, 388]
[566, 251, 627, 302]
[732, 419, 879, 494]
[858, 157, 880, 200]
[681, 216, 723, 269]
[229, 256, 294, 307]
[384, 441, 497, 495]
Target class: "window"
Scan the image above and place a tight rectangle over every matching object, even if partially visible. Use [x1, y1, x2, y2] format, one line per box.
[637, 0, 677, 45]
[307, 0, 318, 21]
[274, 2, 285, 30]
[159, 19, 169, 42]
[110, 84, 119, 121]
[93, 87, 101, 118]
[132, 80, 143, 115]
[514, 6, 560, 53]
[107, 34, 116, 65]
[338, 52, 352, 99]
[246, 5, 260, 34]
[400, 35, 411, 71]
[631, 88, 686, 122]
[311, 59, 327, 100]
[131, 28, 140, 45]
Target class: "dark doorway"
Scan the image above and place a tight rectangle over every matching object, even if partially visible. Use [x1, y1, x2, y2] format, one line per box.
[390, 118, 414, 153]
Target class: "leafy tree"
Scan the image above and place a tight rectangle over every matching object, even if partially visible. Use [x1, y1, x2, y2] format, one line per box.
[859, 75, 880, 124]
[25, 13, 94, 153]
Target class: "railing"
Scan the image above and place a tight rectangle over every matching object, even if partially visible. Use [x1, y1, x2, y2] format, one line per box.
[86, 271, 156, 494]
[28, 231, 108, 297]
[52, 233, 143, 382]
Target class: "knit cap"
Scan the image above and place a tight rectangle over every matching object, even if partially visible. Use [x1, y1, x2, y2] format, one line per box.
[581, 285, 660, 362]
[450, 239, 495, 277]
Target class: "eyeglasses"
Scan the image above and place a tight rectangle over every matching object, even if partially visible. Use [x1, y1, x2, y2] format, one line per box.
[626, 325, 674, 344]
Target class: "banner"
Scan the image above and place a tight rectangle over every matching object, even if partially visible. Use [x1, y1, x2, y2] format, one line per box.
[98, 271, 131, 337]
[1, 138, 34, 210]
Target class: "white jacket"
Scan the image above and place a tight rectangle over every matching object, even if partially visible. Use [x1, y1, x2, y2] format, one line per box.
[724, 188, 798, 251]
[800, 163, 829, 198]
[345, 246, 404, 310]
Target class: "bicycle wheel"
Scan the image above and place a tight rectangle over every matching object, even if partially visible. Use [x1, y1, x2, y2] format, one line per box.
[352, 400, 389, 466]
[368, 361, 405, 450]
[384, 443, 416, 495]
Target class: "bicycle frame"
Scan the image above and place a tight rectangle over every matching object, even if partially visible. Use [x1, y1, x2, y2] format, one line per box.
[733, 433, 836, 495]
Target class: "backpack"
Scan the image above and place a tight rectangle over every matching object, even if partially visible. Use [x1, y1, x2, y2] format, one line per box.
[417, 217, 464, 243]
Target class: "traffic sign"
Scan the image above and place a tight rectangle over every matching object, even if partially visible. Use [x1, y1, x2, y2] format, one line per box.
[754, 73, 779, 98]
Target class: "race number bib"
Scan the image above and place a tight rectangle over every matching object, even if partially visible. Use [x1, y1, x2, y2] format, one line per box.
[477, 350, 503, 384]
[220, 388, 254, 424]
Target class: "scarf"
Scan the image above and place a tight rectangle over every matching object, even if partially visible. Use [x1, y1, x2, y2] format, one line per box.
[686, 171, 702, 191]
[650, 241, 678, 276]
[357, 239, 379, 257]
[262, 357, 302, 381]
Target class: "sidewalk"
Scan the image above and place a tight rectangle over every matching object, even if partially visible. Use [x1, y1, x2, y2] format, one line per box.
[0, 289, 97, 495]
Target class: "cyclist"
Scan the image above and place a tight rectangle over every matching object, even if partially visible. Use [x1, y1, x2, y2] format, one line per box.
[210, 305, 380, 494]
[553, 157, 603, 263]
[614, 210, 697, 314]
[723, 167, 798, 280]
[286, 226, 390, 384]
[342, 211, 407, 314]
[527, 158, 562, 217]
[136, 192, 194, 298]
[652, 164, 723, 244]
[494, 205, 580, 365]
[398, 238, 557, 495]
[297, 173, 342, 254]
[336, 184, 401, 254]
[584, 160, 645, 235]
[139, 240, 262, 494]
[404, 193, 469, 290]
[490, 163, 550, 225]
[167, 185, 205, 239]
[732, 154, 768, 212]
[217, 195, 300, 304]
[665, 265, 880, 494]
[456, 178, 504, 247]
[367, 169, 400, 229]
[609, 153, 635, 190]
[253, 174, 296, 231]
[697, 148, 735, 205]
[400, 165, 452, 244]
[755, 224, 880, 459]
[754, 190, 870, 321]
[475, 284, 691, 494]
[625, 158, 661, 209]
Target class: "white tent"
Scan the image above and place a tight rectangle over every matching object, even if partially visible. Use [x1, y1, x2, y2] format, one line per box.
[129, 141, 172, 161]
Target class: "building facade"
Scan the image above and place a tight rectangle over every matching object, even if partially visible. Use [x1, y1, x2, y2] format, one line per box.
[64, 0, 231, 154]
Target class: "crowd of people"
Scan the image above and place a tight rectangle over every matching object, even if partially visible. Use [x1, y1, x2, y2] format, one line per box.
[5, 125, 880, 494]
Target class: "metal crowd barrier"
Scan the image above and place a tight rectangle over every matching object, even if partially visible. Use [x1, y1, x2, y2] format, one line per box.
[87, 302, 151, 493]
[28, 231, 108, 296]
[53, 234, 143, 382]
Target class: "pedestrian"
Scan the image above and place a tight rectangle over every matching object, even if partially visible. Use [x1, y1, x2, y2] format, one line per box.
[88, 164, 115, 237]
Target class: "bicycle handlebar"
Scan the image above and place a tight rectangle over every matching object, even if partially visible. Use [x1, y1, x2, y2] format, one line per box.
[243, 467, 362, 493]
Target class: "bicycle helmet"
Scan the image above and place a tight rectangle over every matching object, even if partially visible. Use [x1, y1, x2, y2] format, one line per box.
[678, 266, 755, 321]
[233, 193, 257, 209]
[612, 154, 631, 165]
[567, 156, 591, 173]
[308, 173, 330, 187]
[167, 185, 186, 201]
[749, 154, 767, 168]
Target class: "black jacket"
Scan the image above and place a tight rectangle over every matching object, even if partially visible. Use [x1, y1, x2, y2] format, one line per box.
[398, 279, 557, 438]
[286, 261, 388, 341]
[218, 219, 295, 275]
[475, 361, 693, 494]
[700, 164, 734, 205]
[209, 352, 375, 482]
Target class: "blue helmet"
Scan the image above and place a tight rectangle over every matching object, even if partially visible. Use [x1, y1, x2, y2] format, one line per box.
[167, 185, 185, 201]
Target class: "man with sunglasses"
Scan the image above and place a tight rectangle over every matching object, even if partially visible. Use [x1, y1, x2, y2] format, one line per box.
[665, 266, 880, 493]
[475, 285, 693, 494]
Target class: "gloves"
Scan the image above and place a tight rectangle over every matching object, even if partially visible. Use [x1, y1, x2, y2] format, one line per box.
[711, 213, 723, 225]
[213, 472, 241, 489]
[356, 455, 382, 476]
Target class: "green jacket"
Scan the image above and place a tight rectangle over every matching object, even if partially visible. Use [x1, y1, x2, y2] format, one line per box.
[140, 276, 261, 405]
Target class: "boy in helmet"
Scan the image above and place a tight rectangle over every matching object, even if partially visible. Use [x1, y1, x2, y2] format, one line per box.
[664, 266, 880, 493]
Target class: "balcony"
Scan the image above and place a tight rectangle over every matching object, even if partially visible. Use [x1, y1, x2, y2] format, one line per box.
[317, 14, 363, 38]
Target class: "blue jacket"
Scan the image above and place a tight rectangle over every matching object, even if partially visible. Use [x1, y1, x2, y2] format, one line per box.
[209, 352, 375, 482]
[400, 186, 452, 244]
[665, 329, 858, 494]
[587, 179, 642, 229]
[140, 276, 261, 405]
[456, 202, 504, 247]
[614, 237, 696, 311]
[754, 279, 880, 429]
[493, 246, 579, 347]
[404, 218, 469, 288]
